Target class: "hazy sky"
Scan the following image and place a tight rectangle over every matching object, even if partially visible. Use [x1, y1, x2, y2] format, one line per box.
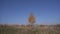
[0, 0, 60, 25]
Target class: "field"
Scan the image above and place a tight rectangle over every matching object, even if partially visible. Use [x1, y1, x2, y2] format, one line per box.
[0, 24, 60, 34]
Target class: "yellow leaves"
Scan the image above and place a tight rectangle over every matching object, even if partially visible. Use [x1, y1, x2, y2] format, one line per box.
[28, 13, 35, 24]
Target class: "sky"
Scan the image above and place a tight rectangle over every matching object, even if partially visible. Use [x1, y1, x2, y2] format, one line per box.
[0, 0, 60, 25]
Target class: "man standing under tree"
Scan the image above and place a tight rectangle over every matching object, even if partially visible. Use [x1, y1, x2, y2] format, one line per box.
[28, 12, 35, 30]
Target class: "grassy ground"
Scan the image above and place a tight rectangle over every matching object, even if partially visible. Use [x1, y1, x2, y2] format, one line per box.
[0, 26, 60, 34]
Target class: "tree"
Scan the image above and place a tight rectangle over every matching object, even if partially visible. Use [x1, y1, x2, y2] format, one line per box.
[28, 13, 35, 25]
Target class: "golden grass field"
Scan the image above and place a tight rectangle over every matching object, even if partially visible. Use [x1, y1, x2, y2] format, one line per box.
[0, 24, 60, 34]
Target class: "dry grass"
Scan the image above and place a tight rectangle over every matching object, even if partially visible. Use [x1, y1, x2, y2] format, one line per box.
[0, 24, 60, 34]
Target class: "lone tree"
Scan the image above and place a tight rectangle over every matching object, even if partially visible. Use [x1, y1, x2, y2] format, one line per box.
[28, 13, 35, 25]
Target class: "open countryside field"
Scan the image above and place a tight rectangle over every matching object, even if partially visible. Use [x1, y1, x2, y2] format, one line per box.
[0, 24, 60, 34]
